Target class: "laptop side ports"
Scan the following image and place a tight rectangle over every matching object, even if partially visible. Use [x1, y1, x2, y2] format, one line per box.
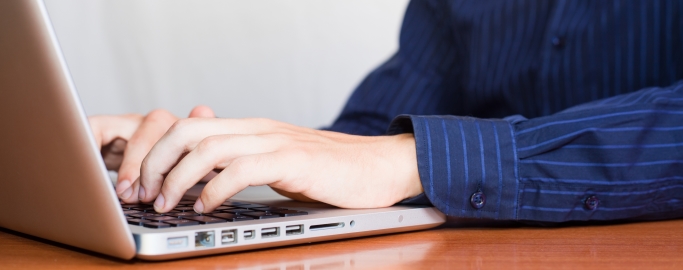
[243, 230, 255, 240]
[195, 231, 215, 248]
[310, 222, 345, 231]
[285, 225, 303, 235]
[221, 230, 237, 245]
[261, 227, 279, 238]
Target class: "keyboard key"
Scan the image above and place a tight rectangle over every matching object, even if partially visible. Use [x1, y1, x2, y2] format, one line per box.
[221, 201, 248, 206]
[132, 207, 156, 213]
[233, 204, 267, 209]
[174, 206, 195, 212]
[145, 216, 178, 222]
[207, 212, 238, 219]
[167, 212, 200, 218]
[129, 213, 160, 218]
[142, 221, 171, 228]
[208, 213, 253, 222]
[178, 200, 195, 205]
[251, 207, 286, 213]
[183, 216, 227, 224]
[223, 209, 253, 214]
[234, 216, 254, 221]
[127, 218, 144, 225]
[163, 219, 200, 227]
[123, 210, 142, 215]
[121, 204, 143, 209]
[241, 211, 280, 219]
[272, 210, 308, 217]
[214, 206, 234, 211]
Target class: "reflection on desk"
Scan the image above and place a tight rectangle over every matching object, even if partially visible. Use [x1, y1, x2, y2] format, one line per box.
[1, 218, 682, 269]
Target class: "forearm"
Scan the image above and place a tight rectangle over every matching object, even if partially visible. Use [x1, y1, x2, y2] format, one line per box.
[391, 80, 683, 222]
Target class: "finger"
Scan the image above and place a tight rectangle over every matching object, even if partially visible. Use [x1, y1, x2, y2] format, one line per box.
[123, 106, 211, 200]
[120, 177, 141, 204]
[151, 134, 279, 212]
[140, 118, 288, 201]
[188, 105, 215, 118]
[108, 137, 128, 154]
[102, 138, 127, 170]
[88, 114, 142, 149]
[116, 110, 177, 201]
[195, 152, 287, 213]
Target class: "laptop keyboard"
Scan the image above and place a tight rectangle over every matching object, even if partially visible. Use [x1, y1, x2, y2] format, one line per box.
[121, 200, 308, 229]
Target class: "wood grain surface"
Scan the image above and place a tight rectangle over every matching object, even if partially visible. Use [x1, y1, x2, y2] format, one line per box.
[1, 218, 682, 269]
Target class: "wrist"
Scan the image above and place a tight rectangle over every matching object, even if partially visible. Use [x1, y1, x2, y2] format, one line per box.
[391, 133, 423, 201]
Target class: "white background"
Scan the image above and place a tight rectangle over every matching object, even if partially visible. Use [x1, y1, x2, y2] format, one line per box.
[44, 0, 409, 129]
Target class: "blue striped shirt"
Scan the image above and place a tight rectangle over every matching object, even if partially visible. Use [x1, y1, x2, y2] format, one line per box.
[326, 0, 683, 222]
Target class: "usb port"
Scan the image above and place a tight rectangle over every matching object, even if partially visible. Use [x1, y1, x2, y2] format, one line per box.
[285, 225, 303, 235]
[221, 230, 237, 245]
[261, 227, 279, 238]
[244, 230, 255, 240]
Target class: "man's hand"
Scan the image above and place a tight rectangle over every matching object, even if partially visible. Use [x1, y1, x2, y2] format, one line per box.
[88, 106, 215, 202]
[136, 118, 423, 213]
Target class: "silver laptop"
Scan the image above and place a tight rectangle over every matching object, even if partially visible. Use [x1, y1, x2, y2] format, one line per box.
[0, 0, 445, 260]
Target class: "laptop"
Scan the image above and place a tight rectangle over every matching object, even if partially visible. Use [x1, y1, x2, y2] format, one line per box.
[0, 0, 446, 260]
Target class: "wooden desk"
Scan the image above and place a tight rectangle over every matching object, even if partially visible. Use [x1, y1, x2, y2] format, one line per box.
[2, 218, 682, 269]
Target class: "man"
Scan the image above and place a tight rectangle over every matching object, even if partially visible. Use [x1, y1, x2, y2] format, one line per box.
[91, 0, 683, 223]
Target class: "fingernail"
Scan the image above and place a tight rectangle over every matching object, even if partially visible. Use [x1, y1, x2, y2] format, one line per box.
[120, 186, 133, 200]
[154, 193, 165, 211]
[194, 199, 204, 214]
[115, 179, 132, 195]
[138, 186, 146, 201]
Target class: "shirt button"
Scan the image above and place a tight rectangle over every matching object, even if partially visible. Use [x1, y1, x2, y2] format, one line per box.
[585, 195, 600, 210]
[551, 36, 564, 48]
[470, 191, 486, 209]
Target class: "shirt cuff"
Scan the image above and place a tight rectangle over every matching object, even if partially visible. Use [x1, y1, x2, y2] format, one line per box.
[388, 115, 520, 220]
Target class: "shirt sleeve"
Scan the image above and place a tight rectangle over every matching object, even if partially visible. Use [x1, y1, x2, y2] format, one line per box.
[388, 80, 683, 223]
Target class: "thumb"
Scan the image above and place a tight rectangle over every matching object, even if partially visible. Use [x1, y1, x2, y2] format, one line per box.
[188, 105, 216, 118]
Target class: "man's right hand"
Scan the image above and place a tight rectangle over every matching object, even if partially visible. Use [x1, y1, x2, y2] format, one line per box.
[88, 105, 215, 203]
